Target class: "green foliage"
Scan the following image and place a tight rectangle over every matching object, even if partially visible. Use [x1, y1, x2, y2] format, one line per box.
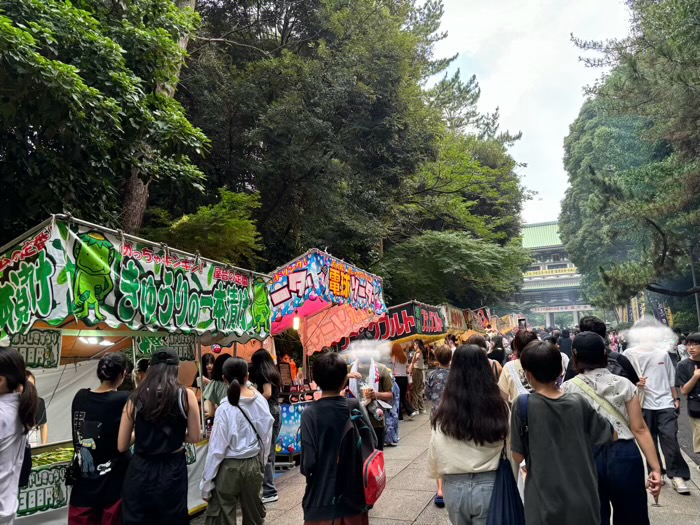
[0, 0, 206, 239]
[394, 130, 524, 245]
[562, 0, 700, 307]
[1, 0, 528, 309]
[375, 230, 529, 306]
[152, 0, 526, 305]
[672, 310, 699, 333]
[143, 190, 261, 265]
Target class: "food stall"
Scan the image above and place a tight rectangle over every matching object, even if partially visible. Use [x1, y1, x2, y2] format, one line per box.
[0, 215, 272, 524]
[333, 300, 448, 351]
[268, 249, 387, 463]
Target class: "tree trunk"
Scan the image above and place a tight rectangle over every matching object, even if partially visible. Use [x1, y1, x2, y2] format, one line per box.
[121, 0, 196, 232]
[122, 168, 150, 234]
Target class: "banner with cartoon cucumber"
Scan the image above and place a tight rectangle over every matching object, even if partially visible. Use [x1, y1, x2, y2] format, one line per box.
[0, 217, 272, 345]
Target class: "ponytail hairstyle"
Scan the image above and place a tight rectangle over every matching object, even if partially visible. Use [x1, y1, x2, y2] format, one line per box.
[415, 339, 427, 359]
[223, 357, 249, 406]
[0, 348, 38, 433]
[97, 353, 127, 384]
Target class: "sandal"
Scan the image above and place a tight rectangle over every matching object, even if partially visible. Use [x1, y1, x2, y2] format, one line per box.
[434, 494, 445, 508]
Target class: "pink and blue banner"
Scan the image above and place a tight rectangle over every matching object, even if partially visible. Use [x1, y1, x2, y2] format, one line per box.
[268, 250, 386, 334]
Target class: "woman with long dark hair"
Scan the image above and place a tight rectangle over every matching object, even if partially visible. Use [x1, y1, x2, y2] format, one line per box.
[409, 339, 427, 414]
[192, 353, 216, 391]
[69, 353, 130, 525]
[428, 345, 509, 524]
[119, 349, 201, 525]
[488, 336, 507, 365]
[200, 357, 273, 525]
[466, 334, 503, 380]
[497, 330, 539, 402]
[204, 354, 232, 419]
[249, 349, 282, 503]
[0, 348, 37, 524]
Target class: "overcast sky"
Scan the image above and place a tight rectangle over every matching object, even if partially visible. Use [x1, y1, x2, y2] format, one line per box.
[435, 0, 631, 225]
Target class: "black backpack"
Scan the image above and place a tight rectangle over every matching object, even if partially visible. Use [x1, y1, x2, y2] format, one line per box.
[607, 353, 629, 380]
[334, 402, 377, 514]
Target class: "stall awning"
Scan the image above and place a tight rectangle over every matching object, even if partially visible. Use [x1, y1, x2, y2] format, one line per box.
[441, 304, 469, 332]
[269, 249, 386, 336]
[333, 300, 447, 350]
[0, 215, 272, 347]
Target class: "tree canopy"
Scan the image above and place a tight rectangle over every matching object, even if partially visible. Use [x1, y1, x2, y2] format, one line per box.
[0, 0, 207, 236]
[561, 0, 700, 316]
[2, 0, 530, 309]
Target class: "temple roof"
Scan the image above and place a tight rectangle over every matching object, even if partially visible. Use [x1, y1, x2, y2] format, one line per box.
[522, 221, 562, 249]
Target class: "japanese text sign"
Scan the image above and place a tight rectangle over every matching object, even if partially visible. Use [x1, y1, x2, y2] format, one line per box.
[0, 219, 271, 345]
[269, 250, 386, 328]
[333, 301, 446, 350]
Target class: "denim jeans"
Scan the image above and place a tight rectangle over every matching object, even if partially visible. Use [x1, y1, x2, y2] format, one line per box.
[442, 471, 496, 525]
[593, 439, 649, 525]
[263, 410, 281, 498]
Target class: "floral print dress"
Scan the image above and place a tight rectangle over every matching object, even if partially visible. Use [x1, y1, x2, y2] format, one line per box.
[425, 367, 450, 417]
[384, 376, 401, 446]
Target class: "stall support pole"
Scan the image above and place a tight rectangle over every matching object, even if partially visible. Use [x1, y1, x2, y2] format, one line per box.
[302, 316, 309, 382]
[196, 337, 205, 434]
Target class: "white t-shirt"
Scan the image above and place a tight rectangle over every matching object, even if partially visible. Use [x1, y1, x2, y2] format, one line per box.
[0, 393, 26, 524]
[625, 347, 676, 410]
[392, 359, 408, 377]
[428, 427, 502, 479]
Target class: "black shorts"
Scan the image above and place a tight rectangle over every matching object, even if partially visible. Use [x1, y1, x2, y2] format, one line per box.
[122, 452, 188, 525]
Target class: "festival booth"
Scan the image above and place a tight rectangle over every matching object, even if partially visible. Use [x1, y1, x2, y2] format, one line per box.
[333, 300, 448, 351]
[268, 249, 386, 463]
[439, 303, 483, 343]
[1, 215, 272, 524]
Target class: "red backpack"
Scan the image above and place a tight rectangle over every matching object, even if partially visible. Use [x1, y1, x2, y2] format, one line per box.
[362, 446, 386, 506]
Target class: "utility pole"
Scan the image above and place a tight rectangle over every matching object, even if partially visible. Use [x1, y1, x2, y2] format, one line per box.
[690, 242, 700, 331]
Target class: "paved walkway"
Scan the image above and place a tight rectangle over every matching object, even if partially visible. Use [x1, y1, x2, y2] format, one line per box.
[193, 412, 700, 524]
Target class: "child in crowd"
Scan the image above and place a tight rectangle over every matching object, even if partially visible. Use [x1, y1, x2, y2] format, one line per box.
[301, 353, 375, 525]
[200, 357, 273, 525]
[676, 333, 700, 457]
[424, 345, 452, 508]
[511, 340, 616, 525]
[425, 346, 452, 418]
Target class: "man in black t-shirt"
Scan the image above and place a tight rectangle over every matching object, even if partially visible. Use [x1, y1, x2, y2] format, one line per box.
[676, 333, 700, 454]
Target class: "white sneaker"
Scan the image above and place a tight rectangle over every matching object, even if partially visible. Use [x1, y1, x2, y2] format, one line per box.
[262, 494, 279, 504]
[672, 477, 690, 495]
[408, 411, 418, 419]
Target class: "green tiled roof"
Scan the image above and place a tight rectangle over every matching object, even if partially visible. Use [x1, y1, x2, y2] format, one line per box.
[522, 221, 562, 249]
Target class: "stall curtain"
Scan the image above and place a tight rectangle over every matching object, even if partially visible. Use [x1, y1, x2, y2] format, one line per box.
[33, 360, 100, 443]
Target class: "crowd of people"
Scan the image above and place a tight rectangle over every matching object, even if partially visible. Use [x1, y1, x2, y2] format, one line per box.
[1, 317, 699, 525]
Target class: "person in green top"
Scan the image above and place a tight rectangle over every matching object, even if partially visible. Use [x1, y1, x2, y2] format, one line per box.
[204, 354, 232, 420]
